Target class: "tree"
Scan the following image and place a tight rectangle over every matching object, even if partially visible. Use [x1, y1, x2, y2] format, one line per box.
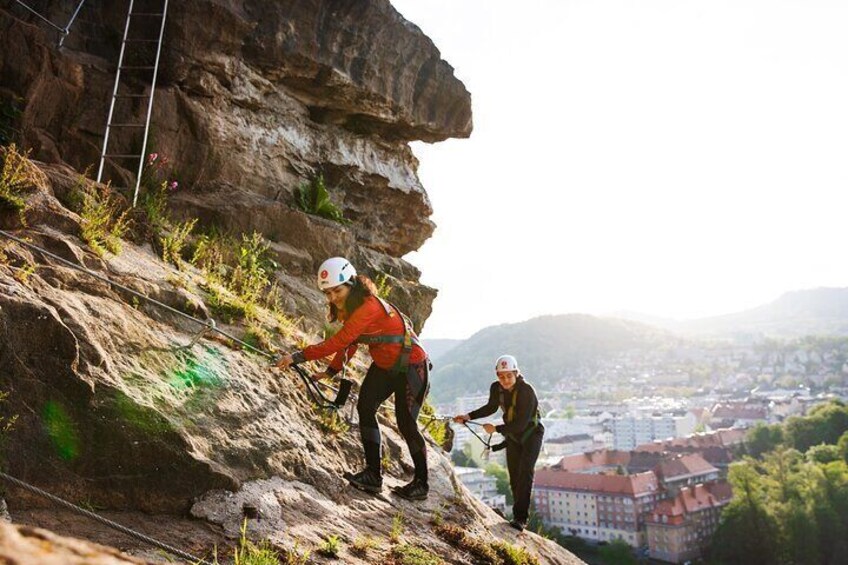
[598, 539, 636, 565]
[838, 430, 848, 463]
[451, 443, 477, 468]
[746, 422, 784, 458]
[710, 463, 778, 565]
[484, 462, 513, 505]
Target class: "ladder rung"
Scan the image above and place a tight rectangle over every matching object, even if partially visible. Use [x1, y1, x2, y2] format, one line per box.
[120, 66, 156, 70]
[114, 94, 151, 99]
[104, 154, 141, 158]
[130, 13, 164, 16]
[125, 39, 160, 43]
[109, 124, 146, 128]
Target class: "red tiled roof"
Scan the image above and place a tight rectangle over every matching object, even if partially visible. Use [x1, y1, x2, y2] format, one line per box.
[711, 404, 767, 420]
[646, 481, 733, 523]
[634, 428, 745, 452]
[655, 454, 718, 481]
[555, 449, 630, 471]
[535, 469, 659, 496]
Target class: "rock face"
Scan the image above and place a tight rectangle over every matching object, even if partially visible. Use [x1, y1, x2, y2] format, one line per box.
[1, 2, 580, 563]
[1, 0, 472, 328]
[0, 522, 156, 564]
[0, 167, 582, 563]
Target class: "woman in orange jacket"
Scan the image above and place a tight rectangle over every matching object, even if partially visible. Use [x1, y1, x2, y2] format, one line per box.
[277, 257, 430, 500]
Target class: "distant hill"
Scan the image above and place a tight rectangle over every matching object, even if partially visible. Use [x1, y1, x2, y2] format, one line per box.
[422, 338, 464, 363]
[616, 288, 848, 338]
[429, 314, 665, 402]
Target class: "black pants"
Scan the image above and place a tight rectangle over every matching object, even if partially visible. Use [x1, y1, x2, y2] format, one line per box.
[506, 425, 544, 523]
[357, 360, 430, 482]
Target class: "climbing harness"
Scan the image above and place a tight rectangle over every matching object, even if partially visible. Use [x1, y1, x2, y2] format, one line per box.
[499, 380, 540, 444]
[0, 470, 211, 564]
[8, 0, 87, 47]
[354, 297, 420, 375]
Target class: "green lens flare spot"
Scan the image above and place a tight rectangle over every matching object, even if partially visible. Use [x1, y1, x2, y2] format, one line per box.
[42, 401, 80, 461]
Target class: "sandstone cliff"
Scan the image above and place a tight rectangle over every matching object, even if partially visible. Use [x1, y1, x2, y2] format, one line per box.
[0, 1, 581, 563]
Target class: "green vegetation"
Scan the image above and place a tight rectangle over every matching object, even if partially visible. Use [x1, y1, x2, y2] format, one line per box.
[375, 272, 393, 299]
[161, 218, 197, 267]
[419, 399, 449, 448]
[0, 144, 30, 218]
[598, 539, 637, 565]
[317, 534, 341, 558]
[390, 510, 405, 543]
[491, 541, 540, 565]
[192, 230, 279, 323]
[315, 406, 349, 436]
[78, 181, 131, 256]
[294, 173, 349, 224]
[710, 400, 848, 564]
[484, 462, 514, 505]
[388, 544, 443, 565]
[433, 523, 499, 564]
[350, 535, 378, 557]
[232, 520, 279, 565]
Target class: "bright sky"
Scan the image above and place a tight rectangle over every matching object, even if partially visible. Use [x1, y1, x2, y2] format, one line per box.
[391, 0, 848, 339]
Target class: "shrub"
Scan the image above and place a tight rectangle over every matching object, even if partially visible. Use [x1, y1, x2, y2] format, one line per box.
[0, 144, 30, 218]
[350, 535, 378, 557]
[78, 182, 131, 256]
[233, 519, 279, 565]
[317, 534, 341, 558]
[192, 230, 278, 322]
[375, 272, 393, 299]
[387, 544, 443, 565]
[390, 511, 405, 543]
[315, 407, 349, 436]
[160, 218, 197, 267]
[294, 174, 349, 224]
[433, 523, 499, 565]
[491, 541, 539, 565]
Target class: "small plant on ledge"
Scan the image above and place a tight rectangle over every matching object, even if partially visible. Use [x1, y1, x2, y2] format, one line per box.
[294, 173, 349, 225]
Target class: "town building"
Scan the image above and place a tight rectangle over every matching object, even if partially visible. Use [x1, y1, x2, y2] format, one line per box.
[646, 482, 733, 563]
[454, 466, 507, 514]
[533, 469, 661, 547]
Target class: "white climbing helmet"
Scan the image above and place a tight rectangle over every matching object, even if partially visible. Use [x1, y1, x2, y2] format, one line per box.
[317, 257, 357, 290]
[495, 355, 519, 373]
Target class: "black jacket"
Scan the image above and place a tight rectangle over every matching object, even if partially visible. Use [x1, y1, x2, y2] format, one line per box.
[468, 376, 542, 443]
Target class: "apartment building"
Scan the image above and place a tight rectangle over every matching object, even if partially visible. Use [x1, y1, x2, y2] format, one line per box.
[646, 482, 733, 563]
[454, 466, 507, 514]
[533, 470, 661, 547]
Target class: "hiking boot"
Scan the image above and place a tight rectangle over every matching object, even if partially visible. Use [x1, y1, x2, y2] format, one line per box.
[391, 479, 429, 501]
[344, 468, 383, 494]
[509, 519, 526, 532]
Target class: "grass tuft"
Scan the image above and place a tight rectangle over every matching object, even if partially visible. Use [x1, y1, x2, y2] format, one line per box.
[77, 181, 131, 256]
[0, 144, 32, 221]
[294, 173, 349, 224]
[317, 534, 341, 558]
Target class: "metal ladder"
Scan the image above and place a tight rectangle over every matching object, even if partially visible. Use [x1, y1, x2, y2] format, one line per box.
[95, 0, 170, 207]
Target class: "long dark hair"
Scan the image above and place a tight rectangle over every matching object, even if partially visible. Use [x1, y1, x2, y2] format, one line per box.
[329, 274, 379, 322]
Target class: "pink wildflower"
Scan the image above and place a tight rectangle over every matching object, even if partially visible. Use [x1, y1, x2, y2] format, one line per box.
[147, 153, 159, 165]
[168, 181, 179, 191]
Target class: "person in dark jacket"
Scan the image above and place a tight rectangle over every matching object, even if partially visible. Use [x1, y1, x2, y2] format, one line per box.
[454, 354, 544, 531]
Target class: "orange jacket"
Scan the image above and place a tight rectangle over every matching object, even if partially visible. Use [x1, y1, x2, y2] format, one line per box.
[298, 296, 427, 373]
